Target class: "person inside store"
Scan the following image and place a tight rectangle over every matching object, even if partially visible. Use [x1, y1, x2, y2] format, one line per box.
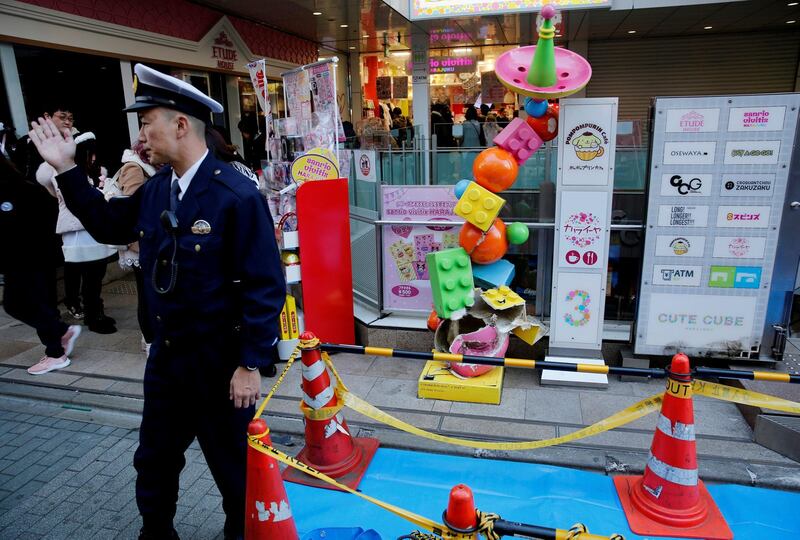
[461, 105, 485, 148]
[28, 63, 286, 540]
[431, 102, 455, 147]
[0, 154, 82, 375]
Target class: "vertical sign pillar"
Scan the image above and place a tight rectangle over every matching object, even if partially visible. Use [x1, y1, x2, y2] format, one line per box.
[411, 32, 431, 185]
[543, 98, 618, 387]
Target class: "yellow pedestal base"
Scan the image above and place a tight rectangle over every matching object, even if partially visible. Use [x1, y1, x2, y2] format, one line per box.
[417, 361, 504, 405]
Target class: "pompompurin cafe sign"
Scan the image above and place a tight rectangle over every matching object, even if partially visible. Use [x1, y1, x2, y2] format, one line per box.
[212, 31, 237, 70]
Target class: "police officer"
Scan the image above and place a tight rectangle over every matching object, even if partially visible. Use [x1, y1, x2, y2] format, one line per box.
[28, 64, 286, 540]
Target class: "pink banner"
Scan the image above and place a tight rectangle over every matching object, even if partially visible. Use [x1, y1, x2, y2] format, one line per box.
[381, 186, 460, 311]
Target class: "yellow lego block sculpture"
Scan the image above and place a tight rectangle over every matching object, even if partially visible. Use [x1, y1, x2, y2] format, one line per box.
[454, 182, 505, 232]
[481, 286, 525, 310]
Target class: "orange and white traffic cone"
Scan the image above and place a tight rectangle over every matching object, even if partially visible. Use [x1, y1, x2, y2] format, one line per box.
[282, 331, 379, 491]
[614, 353, 732, 539]
[245, 418, 299, 540]
[442, 484, 479, 537]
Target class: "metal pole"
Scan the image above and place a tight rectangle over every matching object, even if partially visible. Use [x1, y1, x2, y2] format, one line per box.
[320, 344, 800, 384]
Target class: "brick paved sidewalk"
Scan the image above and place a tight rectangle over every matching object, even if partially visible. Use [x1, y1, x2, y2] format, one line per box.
[0, 395, 231, 540]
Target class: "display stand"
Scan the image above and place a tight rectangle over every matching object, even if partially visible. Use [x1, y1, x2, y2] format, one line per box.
[296, 179, 355, 345]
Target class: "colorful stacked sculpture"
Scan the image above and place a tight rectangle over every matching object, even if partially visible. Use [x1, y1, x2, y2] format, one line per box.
[426, 5, 593, 378]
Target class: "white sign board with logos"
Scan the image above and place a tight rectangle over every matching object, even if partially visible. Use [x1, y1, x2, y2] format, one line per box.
[636, 94, 800, 358]
[546, 98, 617, 387]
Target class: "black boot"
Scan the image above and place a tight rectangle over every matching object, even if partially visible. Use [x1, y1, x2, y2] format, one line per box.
[85, 300, 117, 334]
[138, 527, 179, 540]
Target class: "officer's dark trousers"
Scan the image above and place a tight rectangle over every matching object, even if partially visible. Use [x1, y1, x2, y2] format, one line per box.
[3, 267, 69, 358]
[134, 343, 253, 537]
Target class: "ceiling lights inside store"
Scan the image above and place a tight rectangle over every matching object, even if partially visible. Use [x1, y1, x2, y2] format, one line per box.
[627, 30, 636, 34]
[704, 26, 712, 29]
[392, 51, 411, 57]
[452, 47, 473, 53]
[313, 11, 321, 15]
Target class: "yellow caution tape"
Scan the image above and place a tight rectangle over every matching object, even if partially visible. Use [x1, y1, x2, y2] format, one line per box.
[693, 379, 800, 415]
[246, 435, 474, 539]
[340, 390, 662, 451]
[255, 345, 301, 419]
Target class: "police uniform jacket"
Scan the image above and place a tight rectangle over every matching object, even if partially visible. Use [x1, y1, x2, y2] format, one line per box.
[55, 152, 285, 368]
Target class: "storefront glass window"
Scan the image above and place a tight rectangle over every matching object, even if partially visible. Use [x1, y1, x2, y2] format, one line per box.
[14, 44, 130, 171]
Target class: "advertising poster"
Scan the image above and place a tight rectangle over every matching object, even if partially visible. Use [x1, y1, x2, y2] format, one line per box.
[246, 59, 272, 136]
[309, 62, 345, 142]
[381, 186, 459, 311]
[557, 191, 608, 269]
[283, 69, 312, 128]
[480, 71, 506, 103]
[635, 94, 800, 358]
[376, 76, 392, 99]
[393, 76, 409, 99]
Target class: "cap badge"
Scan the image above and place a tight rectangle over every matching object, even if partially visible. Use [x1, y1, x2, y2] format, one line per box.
[191, 219, 211, 235]
[132, 74, 138, 94]
[1, 201, 13, 212]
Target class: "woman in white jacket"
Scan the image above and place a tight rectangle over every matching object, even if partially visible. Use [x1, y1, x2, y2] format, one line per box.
[37, 132, 117, 334]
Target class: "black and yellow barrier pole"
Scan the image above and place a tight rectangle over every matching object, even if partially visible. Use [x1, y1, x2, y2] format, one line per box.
[492, 520, 622, 540]
[695, 366, 799, 384]
[321, 344, 800, 384]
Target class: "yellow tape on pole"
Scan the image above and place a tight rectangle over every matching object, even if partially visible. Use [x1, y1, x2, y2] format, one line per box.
[693, 380, 800, 415]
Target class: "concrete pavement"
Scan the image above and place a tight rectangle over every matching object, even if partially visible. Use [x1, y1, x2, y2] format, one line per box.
[1, 274, 799, 509]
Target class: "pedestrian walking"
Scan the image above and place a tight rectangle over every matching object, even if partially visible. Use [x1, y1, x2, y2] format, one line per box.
[37, 131, 117, 333]
[28, 63, 285, 540]
[0, 155, 82, 375]
[104, 141, 159, 354]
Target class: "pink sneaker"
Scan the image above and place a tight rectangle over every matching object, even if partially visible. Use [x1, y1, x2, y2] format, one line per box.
[61, 325, 82, 357]
[28, 355, 71, 375]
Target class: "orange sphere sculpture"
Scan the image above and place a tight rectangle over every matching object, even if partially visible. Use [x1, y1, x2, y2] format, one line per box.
[459, 219, 508, 265]
[472, 147, 518, 193]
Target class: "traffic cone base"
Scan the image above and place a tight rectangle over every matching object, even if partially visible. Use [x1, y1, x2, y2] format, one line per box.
[282, 437, 379, 491]
[615, 474, 732, 539]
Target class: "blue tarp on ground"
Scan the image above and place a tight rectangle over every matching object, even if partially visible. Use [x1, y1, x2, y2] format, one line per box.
[287, 447, 799, 539]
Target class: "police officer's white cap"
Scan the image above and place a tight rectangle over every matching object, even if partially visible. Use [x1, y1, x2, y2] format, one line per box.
[123, 63, 223, 119]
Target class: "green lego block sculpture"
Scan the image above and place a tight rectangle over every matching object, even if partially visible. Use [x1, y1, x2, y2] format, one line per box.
[427, 248, 475, 319]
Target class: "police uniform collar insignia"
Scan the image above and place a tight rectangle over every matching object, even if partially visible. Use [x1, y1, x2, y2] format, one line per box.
[191, 219, 211, 234]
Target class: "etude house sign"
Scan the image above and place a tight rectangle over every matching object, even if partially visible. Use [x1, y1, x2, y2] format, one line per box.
[212, 31, 238, 70]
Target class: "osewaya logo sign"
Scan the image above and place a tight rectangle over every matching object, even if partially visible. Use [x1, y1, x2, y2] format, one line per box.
[662, 142, 716, 165]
